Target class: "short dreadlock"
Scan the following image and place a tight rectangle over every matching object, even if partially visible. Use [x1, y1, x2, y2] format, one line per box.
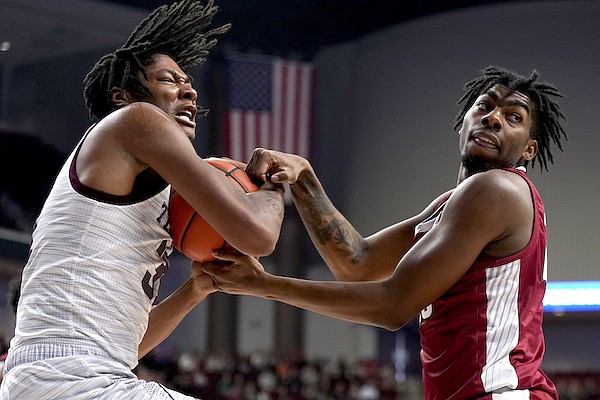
[454, 65, 567, 171]
[83, 0, 230, 121]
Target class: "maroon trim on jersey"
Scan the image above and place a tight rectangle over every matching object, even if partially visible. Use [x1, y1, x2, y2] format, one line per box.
[472, 167, 544, 267]
[69, 125, 169, 205]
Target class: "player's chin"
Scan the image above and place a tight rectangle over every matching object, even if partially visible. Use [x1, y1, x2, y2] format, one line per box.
[183, 127, 196, 141]
[174, 120, 196, 140]
[461, 154, 498, 174]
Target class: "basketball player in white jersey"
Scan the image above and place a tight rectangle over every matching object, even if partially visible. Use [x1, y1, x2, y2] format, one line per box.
[201, 66, 567, 399]
[0, 1, 284, 399]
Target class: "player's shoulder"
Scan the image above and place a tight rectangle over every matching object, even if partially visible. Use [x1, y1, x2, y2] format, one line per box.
[452, 168, 530, 207]
[110, 102, 166, 124]
[463, 168, 528, 191]
[94, 102, 172, 138]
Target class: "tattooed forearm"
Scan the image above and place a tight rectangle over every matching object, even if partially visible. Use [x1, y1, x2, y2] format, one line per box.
[267, 191, 285, 219]
[291, 171, 336, 227]
[290, 171, 368, 264]
[322, 218, 369, 264]
[264, 190, 285, 222]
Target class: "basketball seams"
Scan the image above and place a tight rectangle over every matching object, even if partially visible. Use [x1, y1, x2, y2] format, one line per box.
[179, 212, 197, 253]
[209, 160, 249, 193]
[169, 158, 257, 261]
[228, 172, 250, 193]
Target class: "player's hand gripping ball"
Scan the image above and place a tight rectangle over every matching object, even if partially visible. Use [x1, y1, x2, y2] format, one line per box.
[169, 157, 259, 262]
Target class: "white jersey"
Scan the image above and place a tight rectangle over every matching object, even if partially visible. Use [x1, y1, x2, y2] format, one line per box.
[5, 132, 172, 371]
[1, 355, 197, 400]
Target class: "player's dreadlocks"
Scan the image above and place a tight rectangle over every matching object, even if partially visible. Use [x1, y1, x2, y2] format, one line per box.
[454, 65, 567, 171]
[83, 0, 230, 121]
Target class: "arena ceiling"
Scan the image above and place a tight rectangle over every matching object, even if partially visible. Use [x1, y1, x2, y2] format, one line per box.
[105, 0, 517, 58]
[1, 0, 519, 66]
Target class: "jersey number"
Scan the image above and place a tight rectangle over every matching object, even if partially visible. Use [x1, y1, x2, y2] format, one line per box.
[142, 239, 170, 300]
[419, 304, 433, 324]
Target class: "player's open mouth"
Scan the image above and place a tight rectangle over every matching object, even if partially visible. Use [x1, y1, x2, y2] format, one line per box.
[472, 132, 498, 150]
[473, 137, 498, 149]
[175, 108, 196, 127]
[176, 110, 193, 121]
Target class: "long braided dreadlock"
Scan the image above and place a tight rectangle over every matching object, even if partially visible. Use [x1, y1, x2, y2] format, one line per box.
[454, 66, 567, 171]
[83, 0, 230, 122]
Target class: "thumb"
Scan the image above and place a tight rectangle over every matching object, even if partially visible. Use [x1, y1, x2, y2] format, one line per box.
[270, 171, 297, 184]
[211, 248, 243, 263]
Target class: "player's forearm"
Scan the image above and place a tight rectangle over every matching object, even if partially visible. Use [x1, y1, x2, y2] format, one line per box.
[290, 170, 369, 280]
[256, 273, 408, 331]
[138, 279, 207, 359]
[229, 188, 285, 256]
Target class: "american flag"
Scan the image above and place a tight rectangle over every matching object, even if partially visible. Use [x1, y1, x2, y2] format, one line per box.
[224, 53, 316, 162]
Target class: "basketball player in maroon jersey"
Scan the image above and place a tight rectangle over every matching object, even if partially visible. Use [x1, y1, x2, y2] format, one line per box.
[201, 66, 567, 399]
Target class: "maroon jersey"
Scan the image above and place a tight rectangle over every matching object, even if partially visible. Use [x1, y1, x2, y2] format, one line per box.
[415, 168, 557, 400]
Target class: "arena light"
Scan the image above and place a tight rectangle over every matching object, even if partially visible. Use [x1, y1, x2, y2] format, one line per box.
[543, 281, 600, 313]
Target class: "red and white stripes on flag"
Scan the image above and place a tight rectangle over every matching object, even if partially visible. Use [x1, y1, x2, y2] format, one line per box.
[224, 53, 315, 163]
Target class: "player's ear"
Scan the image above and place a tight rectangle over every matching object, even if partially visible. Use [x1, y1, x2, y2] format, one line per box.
[110, 87, 135, 108]
[521, 138, 538, 161]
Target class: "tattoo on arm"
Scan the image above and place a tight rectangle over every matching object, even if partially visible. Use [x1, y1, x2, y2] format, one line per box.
[318, 218, 369, 264]
[264, 190, 285, 221]
[291, 173, 368, 264]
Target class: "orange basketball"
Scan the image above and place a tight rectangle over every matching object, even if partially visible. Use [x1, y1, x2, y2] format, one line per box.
[169, 157, 259, 262]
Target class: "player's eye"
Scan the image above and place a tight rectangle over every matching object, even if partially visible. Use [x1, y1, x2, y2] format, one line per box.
[508, 112, 523, 123]
[476, 101, 491, 111]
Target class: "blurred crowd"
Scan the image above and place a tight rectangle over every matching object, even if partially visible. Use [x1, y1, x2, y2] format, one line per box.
[552, 373, 600, 400]
[2, 335, 600, 399]
[135, 345, 600, 400]
[135, 346, 421, 400]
